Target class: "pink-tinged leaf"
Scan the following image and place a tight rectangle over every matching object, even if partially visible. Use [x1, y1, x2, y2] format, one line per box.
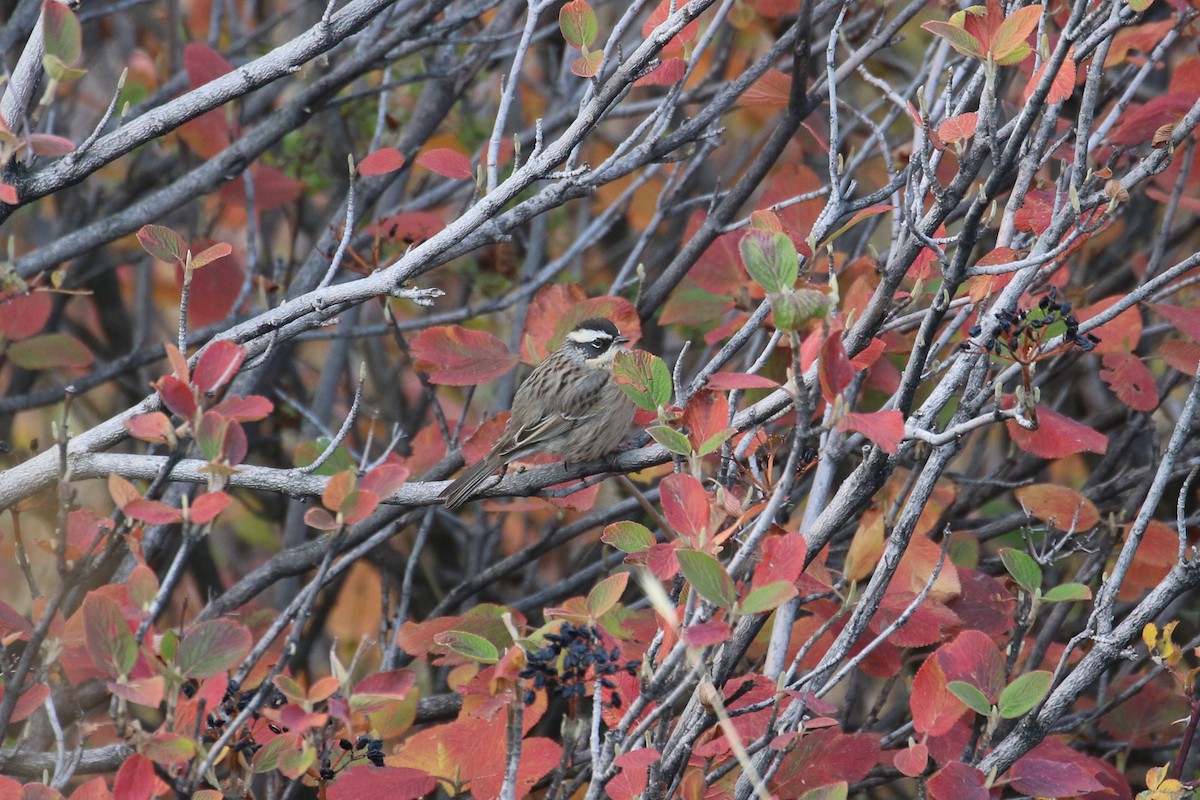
[681, 620, 731, 648]
[193, 340, 246, 394]
[634, 57, 687, 87]
[155, 374, 198, 419]
[0, 291, 51, 340]
[108, 473, 141, 508]
[646, 542, 680, 580]
[183, 42, 234, 88]
[177, 620, 252, 678]
[304, 507, 340, 531]
[705, 371, 780, 390]
[642, 0, 699, 51]
[126, 412, 175, 445]
[415, 147, 473, 179]
[68, 777, 112, 800]
[660, 473, 710, 544]
[1154, 303, 1200, 344]
[1004, 399, 1108, 459]
[928, 762, 989, 800]
[360, 463, 410, 499]
[124, 498, 184, 525]
[7, 333, 93, 370]
[1024, 50, 1077, 104]
[571, 49, 605, 78]
[211, 394, 273, 421]
[28, 133, 76, 156]
[0, 599, 33, 638]
[340, 489, 380, 524]
[127, 565, 159, 610]
[83, 593, 137, 678]
[189, 491, 232, 524]
[1099, 353, 1158, 412]
[359, 147, 407, 176]
[42, 0, 82, 65]
[277, 703, 329, 731]
[921, 20, 984, 60]
[606, 748, 661, 800]
[353, 668, 417, 704]
[835, 410, 904, 454]
[991, 4, 1042, 63]
[189, 242, 232, 269]
[1009, 738, 1106, 797]
[113, 754, 167, 800]
[752, 532, 806, 587]
[137, 224, 187, 265]
[559, 0, 598, 48]
[108, 675, 165, 708]
[893, 742, 928, 777]
[0, 183, 16, 204]
[328, 765, 436, 800]
[937, 112, 978, 144]
[411, 325, 517, 385]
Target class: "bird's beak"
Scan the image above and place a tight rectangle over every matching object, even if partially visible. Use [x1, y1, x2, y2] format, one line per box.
[616, 335, 630, 346]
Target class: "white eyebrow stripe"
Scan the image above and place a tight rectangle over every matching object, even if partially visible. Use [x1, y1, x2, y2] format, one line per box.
[567, 329, 613, 344]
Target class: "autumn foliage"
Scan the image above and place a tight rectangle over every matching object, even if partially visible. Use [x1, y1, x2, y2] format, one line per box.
[3, 0, 1200, 798]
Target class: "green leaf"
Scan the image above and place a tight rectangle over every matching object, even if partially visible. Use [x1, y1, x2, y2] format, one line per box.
[137, 224, 187, 264]
[601, 521, 655, 553]
[739, 581, 798, 614]
[798, 783, 848, 800]
[42, 53, 86, 81]
[41, 0, 82, 66]
[770, 288, 829, 331]
[1128, 0, 1153, 10]
[697, 427, 737, 457]
[999, 547, 1042, 594]
[7, 333, 92, 370]
[948, 680, 992, 716]
[559, 0, 598, 48]
[998, 670, 1052, 719]
[613, 350, 672, 410]
[294, 437, 354, 475]
[676, 549, 736, 608]
[586, 572, 629, 618]
[1041, 583, 1092, 603]
[740, 230, 798, 293]
[648, 425, 692, 455]
[435, 630, 499, 664]
[177, 620, 252, 678]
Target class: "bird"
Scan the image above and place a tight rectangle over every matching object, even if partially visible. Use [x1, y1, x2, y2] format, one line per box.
[439, 317, 638, 510]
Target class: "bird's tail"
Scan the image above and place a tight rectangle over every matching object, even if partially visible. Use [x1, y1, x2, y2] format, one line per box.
[439, 454, 502, 510]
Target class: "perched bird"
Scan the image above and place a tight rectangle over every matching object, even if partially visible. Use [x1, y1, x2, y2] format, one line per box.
[439, 317, 637, 510]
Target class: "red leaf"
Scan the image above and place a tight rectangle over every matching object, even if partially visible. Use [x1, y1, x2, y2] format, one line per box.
[183, 42, 234, 88]
[937, 112, 978, 144]
[328, 766, 436, 800]
[68, 778, 112, 800]
[936, 629, 1006, 702]
[893, 742, 928, 778]
[359, 147, 407, 176]
[218, 164, 304, 210]
[771, 730, 880, 797]
[322, 471, 356, 513]
[126, 412, 175, 445]
[1160, 339, 1200, 376]
[361, 464, 410, 498]
[835, 410, 904, 454]
[1154, 303, 1200, 344]
[1078, 295, 1142, 354]
[1024, 49, 1077, 104]
[929, 762, 989, 800]
[415, 147, 473, 179]
[607, 748, 662, 800]
[911, 656, 965, 737]
[155, 374, 198, 419]
[0, 183, 16, 204]
[124, 498, 184, 525]
[1110, 93, 1196, 146]
[177, 248, 244, 327]
[818, 331, 854, 402]
[410, 325, 517, 385]
[28, 133, 75, 156]
[113, 754, 168, 800]
[1099, 353, 1158, 412]
[0, 291, 52, 340]
[742, 71, 791, 106]
[9, 682, 50, 723]
[634, 57, 687, 87]
[647, 542, 680, 581]
[705, 372, 780, 390]
[304, 507, 339, 531]
[108, 473, 141, 509]
[642, 0, 699, 53]
[571, 50, 604, 78]
[660, 473, 710, 544]
[751, 532, 807, 588]
[1009, 739, 1106, 797]
[189, 491, 232, 524]
[681, 620, 731, 648]
[193, 340, 246, 394]
[211, 394, 273, 421]
[1004, 400, 1108, 459]
[369, 211, 446, 244]
[682, 390, 729, 452]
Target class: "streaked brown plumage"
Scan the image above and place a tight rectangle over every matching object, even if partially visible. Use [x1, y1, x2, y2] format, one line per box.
[439, 318, 636, 510]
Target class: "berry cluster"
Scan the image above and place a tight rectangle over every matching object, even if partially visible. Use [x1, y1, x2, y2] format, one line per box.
[519, 623, 639, 707]
[967, 288, 1100, 361]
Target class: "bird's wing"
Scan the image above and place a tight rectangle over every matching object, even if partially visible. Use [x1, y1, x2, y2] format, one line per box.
[503, 369, 609, 455]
